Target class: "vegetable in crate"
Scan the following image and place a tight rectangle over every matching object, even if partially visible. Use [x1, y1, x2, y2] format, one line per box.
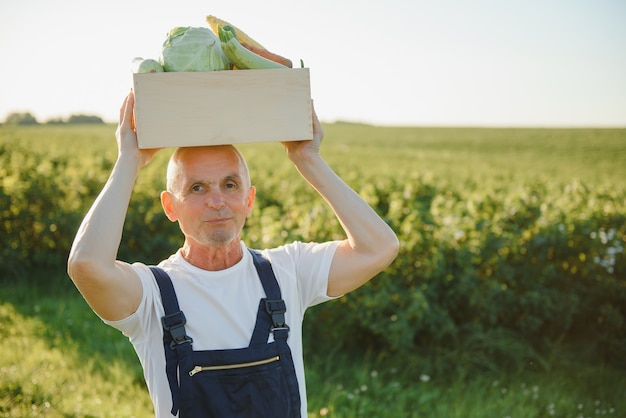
[160, 26, 231, 72]
[131, 57, 164, 73]
[207, 15, 292, 68]
[207, 15, 265, 50]
[218, 25, 288, 70]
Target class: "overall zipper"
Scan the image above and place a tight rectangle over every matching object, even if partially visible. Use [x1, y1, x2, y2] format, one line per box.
[189, 356, 280, 376]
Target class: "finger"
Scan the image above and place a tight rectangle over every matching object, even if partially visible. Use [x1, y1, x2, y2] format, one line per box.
[311, 100, 321, 125]
[310, 100, 324, 139]
[129, 91, 137, 131]
[118, 94, 129, 123]
[131, 100, 136, 131]
[120, 91, 135, 128]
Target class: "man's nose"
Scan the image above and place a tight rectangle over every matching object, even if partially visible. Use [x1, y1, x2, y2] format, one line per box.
[206, 190, 225, 208]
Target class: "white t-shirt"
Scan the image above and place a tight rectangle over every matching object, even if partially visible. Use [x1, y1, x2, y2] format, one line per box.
[104, 240, 340, 418]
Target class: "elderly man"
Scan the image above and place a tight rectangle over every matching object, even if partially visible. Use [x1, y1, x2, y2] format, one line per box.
[68, 92, 399, 417]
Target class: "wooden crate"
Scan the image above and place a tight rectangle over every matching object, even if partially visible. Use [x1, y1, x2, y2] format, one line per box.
[132, 68, 312, 149]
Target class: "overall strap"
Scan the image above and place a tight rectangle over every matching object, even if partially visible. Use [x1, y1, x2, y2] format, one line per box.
[248, 249, 289, 347]
[248, 250, 300, 411]
[149, 266, 192, 416]
[249, 249, 281, 300]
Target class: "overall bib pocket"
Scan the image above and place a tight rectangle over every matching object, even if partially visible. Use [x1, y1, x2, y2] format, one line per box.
[187, 344, 293, 417]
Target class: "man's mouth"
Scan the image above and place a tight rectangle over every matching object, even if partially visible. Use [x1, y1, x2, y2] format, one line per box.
[206, 217, 230, 224]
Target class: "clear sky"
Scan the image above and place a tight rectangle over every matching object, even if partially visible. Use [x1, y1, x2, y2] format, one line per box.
[1, 0, 625, 127]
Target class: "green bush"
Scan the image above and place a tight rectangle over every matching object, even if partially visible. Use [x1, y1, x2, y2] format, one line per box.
[1, 125, 624, 369]
[0, 141, 103, 275]
[307, 174, 625, 367]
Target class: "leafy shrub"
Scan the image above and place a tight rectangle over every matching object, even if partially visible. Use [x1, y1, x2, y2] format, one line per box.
[0, 141, 99, 275]
[307, 173, 625, 363]
[1, 125, 624, 369]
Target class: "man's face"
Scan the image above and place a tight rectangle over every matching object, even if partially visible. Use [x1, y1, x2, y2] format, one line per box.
[161, 146, 255, 250]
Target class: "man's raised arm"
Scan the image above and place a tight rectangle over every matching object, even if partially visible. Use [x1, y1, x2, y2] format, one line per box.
[282, 104, 400, 297]
[68, 92, 160, 321]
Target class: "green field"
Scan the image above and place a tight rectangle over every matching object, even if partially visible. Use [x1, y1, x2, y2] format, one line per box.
[1, 123, 625, 417]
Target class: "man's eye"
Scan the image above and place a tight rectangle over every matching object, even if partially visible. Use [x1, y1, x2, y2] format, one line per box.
[225, 182, 237, 189]
[191, 184, 203, 192]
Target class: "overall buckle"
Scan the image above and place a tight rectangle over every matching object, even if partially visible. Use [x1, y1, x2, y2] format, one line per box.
[265, 299, 289, 330]
[161, 311, 193, 349]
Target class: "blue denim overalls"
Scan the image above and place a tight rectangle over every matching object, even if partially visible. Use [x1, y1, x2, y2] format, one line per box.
[149, 249, 301, 417]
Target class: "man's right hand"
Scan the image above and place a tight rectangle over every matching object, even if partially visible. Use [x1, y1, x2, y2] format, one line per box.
[116, 91, 161, 170]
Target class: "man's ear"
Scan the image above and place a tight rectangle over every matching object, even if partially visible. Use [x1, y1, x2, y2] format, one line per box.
[161, 191, 178, 222]
[246, 186, 256, 216]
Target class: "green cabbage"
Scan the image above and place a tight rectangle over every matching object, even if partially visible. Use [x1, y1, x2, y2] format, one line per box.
[160, 26, 231, 72]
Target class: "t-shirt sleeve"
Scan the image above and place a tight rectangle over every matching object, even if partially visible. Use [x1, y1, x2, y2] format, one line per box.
[265, 240, 342, 311]
[100, 263, 163, 346]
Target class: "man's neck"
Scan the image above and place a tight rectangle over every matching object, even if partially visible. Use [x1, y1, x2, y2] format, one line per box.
[180, 240, 243, 271]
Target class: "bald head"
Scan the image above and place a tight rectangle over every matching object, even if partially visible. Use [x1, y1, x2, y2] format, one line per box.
[166, 145, 251, 194]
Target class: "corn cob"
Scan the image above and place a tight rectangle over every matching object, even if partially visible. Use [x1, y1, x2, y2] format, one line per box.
[206, 15, 265, 50]
[218, 25, 287, 70]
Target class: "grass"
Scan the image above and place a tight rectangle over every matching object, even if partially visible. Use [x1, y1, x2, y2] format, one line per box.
[314, 124, 626, 185]
[1, 275, 624, 417]
[303, 338, 625, 418]
[0, 277, 152, 417]
[3, 124, 625, 186]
